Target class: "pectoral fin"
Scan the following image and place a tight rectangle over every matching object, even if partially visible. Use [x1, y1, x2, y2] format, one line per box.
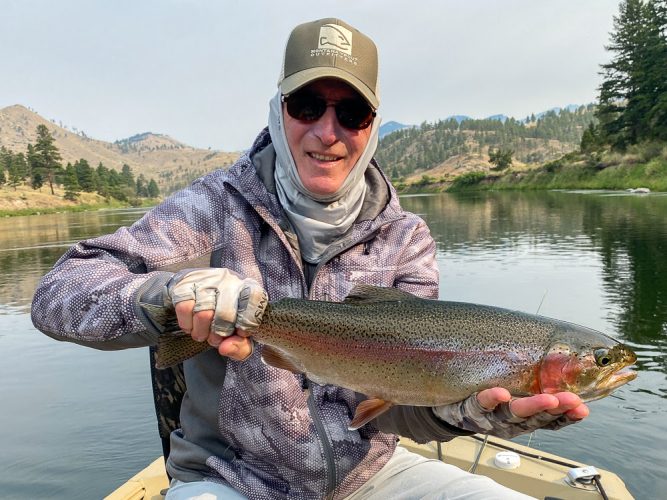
[261, 346, 305, 374]
[349, 398, 394, 430]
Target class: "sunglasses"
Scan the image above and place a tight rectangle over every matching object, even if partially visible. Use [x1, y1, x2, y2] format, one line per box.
[282, 89, 376, 130]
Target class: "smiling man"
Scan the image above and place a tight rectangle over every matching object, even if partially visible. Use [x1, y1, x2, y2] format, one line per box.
[32, 18, 587, 500]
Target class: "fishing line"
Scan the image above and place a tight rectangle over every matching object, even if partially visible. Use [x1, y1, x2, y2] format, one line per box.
[468, 434, 489, 473]
[535, 289, 548, 315]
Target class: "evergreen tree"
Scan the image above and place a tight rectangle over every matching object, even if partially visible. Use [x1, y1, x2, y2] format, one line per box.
[135, 174, 148, 197]
[63, 163, 81, 201]
[74, 159, 96, 192]
[31, 172, 44, 190]
[7, 160, 19, 190]
[597, 0, 667, 148]
[147, 178, 160, 198]
[0, 166, 5, 186]
[13, 153, 28, 182]
[488, 148, 514, 170]
[121, 164, 135, 187]
[32, 124, 63, 194]
[95, 162, 111, 197]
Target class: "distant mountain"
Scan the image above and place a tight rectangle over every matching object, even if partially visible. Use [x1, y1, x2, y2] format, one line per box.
[0, 105, 239, 194]
[380, 121, 412, 138]
[485, 114, 509, 123]
[445, 115, 472, 124]
[535, 104, 584, 120]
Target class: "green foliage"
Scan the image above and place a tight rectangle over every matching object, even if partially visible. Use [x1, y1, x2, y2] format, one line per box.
[450, 171, 487, 189]
[74, 159, 96, 192]
[32, 124, 63, 195]
[31, 172, 44, 190]
[597, 0, 667, 149]
[488, 148, 514, 170]
[376, 106, 596, 179]
[63, 163, 81, 201]
[147, 178, 160, 198]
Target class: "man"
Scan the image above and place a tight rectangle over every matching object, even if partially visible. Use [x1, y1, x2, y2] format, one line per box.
[32, 18, 587, 499]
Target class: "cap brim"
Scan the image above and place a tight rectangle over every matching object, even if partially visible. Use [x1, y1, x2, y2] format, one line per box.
[280, 68, 379, 110]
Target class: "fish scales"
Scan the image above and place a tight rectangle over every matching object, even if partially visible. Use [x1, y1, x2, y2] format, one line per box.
[153, 284, 637, 424]
[253, 297, 559, 405]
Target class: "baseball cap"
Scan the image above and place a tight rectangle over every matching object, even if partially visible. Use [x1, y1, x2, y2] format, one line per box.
[278, 18, 380, 109]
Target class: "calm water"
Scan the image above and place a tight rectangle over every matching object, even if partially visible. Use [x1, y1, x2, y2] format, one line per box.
[1, 192, 665, 499]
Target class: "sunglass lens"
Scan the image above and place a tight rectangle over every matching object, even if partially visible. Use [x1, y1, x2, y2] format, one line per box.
[285, 93, 325, 122]
[284, 91, 375, 130]
[336, 99, 375, 130]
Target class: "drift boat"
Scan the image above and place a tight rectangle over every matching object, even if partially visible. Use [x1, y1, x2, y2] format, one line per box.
[105, 434, 634, 499]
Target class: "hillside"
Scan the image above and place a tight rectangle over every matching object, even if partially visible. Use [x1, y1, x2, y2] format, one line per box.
[376, 105, 596, 184]
[0, 105, 239, 194]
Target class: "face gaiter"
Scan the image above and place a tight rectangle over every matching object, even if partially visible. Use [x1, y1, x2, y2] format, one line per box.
[268, 92, 381, 263]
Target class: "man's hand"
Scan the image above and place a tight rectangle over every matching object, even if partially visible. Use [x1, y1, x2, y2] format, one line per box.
[433, 388, 589, 439]
[166, 268, 268, 361]
[476, 388, 590, 420]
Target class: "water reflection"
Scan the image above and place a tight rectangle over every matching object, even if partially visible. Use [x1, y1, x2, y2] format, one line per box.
[2, 194, 665, 498]
[402, 191, 667, 355]
[0, 208, 149, 313]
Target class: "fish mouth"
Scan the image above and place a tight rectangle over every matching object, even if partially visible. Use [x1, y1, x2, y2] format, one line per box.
[608, 366, 638, 387]
[582, 366, 637, 402]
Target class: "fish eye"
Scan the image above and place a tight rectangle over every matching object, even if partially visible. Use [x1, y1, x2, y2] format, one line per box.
[594, 348, 612, 367]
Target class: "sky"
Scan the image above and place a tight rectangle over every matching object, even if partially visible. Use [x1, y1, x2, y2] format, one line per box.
[1, 0, 621, 152]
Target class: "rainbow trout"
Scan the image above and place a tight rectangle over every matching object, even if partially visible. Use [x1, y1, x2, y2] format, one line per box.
[148, 284, 637, 429]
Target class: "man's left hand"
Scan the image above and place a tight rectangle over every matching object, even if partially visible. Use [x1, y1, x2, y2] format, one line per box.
[433, 388, 589, 440]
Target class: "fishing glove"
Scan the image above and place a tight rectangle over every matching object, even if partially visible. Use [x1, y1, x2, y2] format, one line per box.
[165, 268, 268, 337]
[433, 393, 576, 440]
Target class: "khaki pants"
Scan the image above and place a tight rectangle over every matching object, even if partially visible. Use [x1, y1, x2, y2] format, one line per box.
[166, 446, 534, 500]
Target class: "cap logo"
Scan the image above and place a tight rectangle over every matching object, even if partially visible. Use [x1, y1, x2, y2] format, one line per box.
[317, 24, 352, 55]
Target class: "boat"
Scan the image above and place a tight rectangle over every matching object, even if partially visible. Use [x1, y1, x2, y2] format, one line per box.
[105, 434, 634, 499]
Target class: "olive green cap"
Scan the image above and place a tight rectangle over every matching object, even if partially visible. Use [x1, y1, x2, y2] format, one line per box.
[278, 18, 380, 109]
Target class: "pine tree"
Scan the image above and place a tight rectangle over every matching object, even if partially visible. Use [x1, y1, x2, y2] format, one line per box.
[597, 0, 667, 148]
[147, 178, 160, 198]
[121, 164, 135, 187]
[74, 159, 96, 192]
[63, 163, 81, 201]
[32, 125, 63, 194]
[135, 174, 148, 197]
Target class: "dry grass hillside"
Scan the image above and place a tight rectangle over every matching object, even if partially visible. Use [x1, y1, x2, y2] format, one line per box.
[0, 104, 240, 194]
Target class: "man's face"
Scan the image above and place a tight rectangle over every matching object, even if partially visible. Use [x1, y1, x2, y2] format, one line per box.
[283, 78, 373, 197]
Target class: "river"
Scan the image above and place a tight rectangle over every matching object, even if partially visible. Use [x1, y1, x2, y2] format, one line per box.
[0, 191, 665, 499]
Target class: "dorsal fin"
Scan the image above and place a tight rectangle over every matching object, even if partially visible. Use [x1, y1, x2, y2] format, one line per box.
[343, 284, 419, 305]
[348, 398, 394, 430]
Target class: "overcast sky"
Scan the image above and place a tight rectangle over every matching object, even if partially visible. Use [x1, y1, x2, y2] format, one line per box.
[1, 0, 620, 151]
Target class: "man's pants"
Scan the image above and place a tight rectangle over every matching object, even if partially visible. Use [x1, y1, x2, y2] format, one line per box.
[165, 445, 535, 500]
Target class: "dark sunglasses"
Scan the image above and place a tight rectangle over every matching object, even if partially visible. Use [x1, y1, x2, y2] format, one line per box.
[282, 89, 376, 130]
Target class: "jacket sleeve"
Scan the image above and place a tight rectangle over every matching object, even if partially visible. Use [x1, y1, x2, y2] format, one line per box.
[30, 179, 221, 350]
[374, 406, 475, 443]
[393, 218, 439, 299]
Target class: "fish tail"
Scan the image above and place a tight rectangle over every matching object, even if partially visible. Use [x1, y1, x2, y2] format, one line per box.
[155, 335, 211, 369]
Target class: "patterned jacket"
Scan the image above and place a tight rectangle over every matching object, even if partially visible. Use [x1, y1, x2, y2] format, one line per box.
[31, 129, 468, 499]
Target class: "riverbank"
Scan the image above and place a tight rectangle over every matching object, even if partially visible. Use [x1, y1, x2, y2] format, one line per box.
[394, 146, 667, 193]
[473, 150, 667, 191]
[0, 185, 157, 217]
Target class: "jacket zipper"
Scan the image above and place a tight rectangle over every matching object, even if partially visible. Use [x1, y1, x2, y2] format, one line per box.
[303, 378, 338, 499]
[250, 190, 405, 498]
[304, 216, 405, 499]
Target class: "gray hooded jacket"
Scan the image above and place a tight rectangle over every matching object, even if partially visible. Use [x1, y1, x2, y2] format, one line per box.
[31, 129, 470, 499]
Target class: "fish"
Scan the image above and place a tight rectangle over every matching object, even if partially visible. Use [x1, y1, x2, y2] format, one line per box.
[144, 284, 637, 430]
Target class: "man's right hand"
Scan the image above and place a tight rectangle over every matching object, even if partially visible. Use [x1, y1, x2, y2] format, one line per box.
[165, 268, 268, 361]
